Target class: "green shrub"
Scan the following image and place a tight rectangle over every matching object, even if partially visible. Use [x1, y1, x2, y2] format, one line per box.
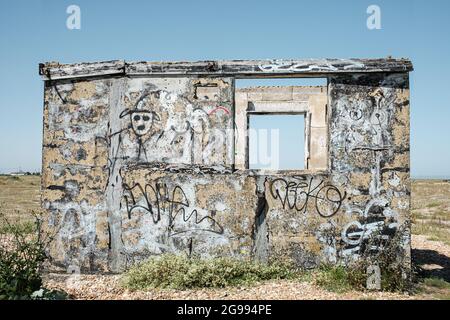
[122, 254, 301, 290]
[122, 225, 414, 293]
[313, 224, 414, 293]
[314, 265, 365, 293]
[0, 220, 35, 235]
[422, 277, 450, 290]
[312, 262, 412, 293]
[0, 211, 63, 300]
[359, 224, 414, 292]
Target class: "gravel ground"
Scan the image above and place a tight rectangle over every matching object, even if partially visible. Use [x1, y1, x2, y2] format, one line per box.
[41, 234, 450, 300]
[43, 274, 414, 300]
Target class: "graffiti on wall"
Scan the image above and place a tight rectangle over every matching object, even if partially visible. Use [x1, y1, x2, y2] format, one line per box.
[335, 88, 395, 154]
[40, 70, 410, 272]
[108, 90, 214, 164]
[316, 75, 411, 264]
[258, 60, 365, 73]
[121, 179, 224, 236]
[341, 199, 398, 258]
[269, 177, 346, 218]
[116, 91, 163, 161]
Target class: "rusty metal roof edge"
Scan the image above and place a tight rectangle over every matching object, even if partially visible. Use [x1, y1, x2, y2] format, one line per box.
[38, 58, 413, 80]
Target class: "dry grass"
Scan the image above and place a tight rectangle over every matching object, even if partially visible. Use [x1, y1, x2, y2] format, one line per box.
[411, 179, 450, 246]
[0, 175, 40, 223]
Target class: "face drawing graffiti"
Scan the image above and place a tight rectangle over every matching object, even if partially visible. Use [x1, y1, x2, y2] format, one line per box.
[130, 110, 158, 136]
[119, 91, 162, 137]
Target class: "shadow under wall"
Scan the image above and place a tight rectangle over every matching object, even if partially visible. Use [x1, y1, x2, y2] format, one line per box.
[412, 249, 450, 282]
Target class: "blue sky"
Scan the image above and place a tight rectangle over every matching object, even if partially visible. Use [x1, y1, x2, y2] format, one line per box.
[0, 0, 449, 178]
[249, 114, 305, 170]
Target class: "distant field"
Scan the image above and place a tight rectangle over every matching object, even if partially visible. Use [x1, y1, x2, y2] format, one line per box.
[412, 180, 450, 245]
[0, 175, 41, 222]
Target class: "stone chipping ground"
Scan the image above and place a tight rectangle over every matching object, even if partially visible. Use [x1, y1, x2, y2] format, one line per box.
[43, 274, 412, 300]
[41, 234, 449, 300]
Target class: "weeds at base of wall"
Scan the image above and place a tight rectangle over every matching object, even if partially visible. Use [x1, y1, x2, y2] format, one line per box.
[330, 223, 415, 293]
[0, 210, 67, 300]
[312, 265, 365, 293]
[307, 224, 415, 293]
[121, 225, 415, 293]
[311, 263, 412, 294]
[121, 254, 302, 290]
[120, 255, 411, 293]
[120, 257, 413, 293]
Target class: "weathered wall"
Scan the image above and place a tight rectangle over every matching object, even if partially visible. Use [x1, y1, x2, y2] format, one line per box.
[325, 73, 411, 264]
[40, 60, 411, 274]
[42, 76, 237, 271]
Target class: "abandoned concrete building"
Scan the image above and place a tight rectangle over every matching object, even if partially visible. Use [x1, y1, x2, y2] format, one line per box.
[39, 58, 413, 274]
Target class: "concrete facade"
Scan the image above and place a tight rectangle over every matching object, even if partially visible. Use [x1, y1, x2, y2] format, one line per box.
[39, 59, 413, 273]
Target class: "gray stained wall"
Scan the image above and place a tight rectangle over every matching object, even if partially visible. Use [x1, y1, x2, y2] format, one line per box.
[39, 59, 412, 273]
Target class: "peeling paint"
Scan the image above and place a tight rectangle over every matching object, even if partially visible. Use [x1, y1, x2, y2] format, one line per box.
[40, 60, 411, 274]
